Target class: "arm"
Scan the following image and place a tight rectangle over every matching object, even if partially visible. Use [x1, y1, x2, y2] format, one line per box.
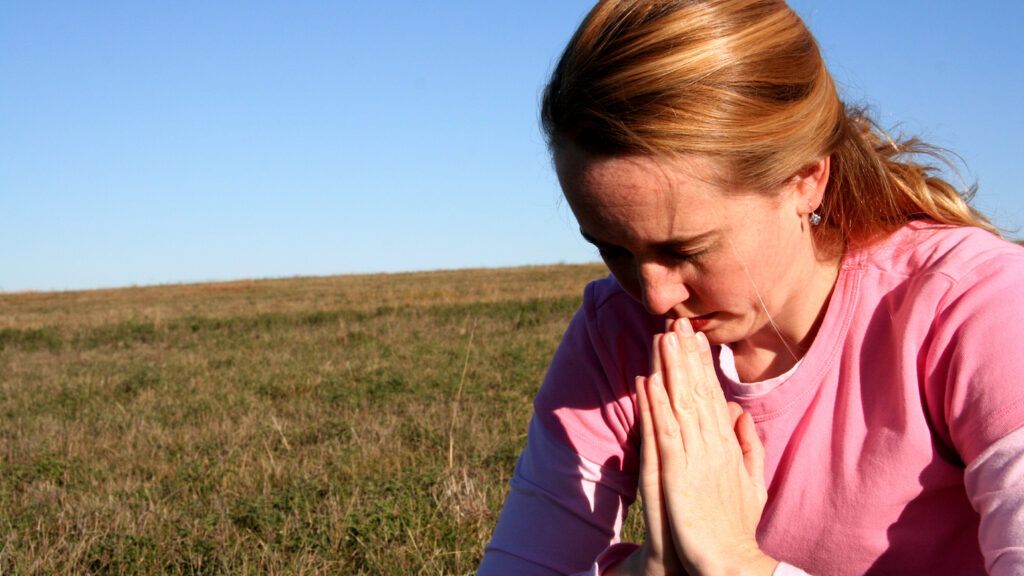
[965, 425, 1024, 574]
[477, 417, 637, 575]
[479, 286, 645, 575]
[925, 245, 1024, 573]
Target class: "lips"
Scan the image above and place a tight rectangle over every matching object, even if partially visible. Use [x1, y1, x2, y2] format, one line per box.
[688, 313, 715, 331]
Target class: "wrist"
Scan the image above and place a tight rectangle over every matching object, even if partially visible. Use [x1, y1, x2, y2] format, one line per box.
[738, 552, 779, 576]
[603, 544, 646, 576]
[604, 542, 677, 576]
[599, 543, 640, 576]
[698, 547, 778, 576]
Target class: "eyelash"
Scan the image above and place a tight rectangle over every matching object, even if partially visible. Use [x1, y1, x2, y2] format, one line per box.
[596, 245, 705, 263]
[668, 249, 704, 263]
[596, 245, 629, 260]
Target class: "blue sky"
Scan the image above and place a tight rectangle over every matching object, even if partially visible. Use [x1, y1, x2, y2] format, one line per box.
[2, 2, 1021, 292]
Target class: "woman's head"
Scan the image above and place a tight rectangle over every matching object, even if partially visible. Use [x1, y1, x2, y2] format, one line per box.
[543, 0, 996, 255]
[543, 0, 840, 193]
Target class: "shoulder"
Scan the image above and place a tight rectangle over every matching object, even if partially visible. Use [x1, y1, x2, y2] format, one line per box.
[853, 221, 1024, 285]
[582, 275, 655, 336]
[868, 224, 1024, 462]
[834, 222, 1024, 341]
[582, 274, 643, 317]
[578, 276, 662, 388]
[532, 275, 655, 472]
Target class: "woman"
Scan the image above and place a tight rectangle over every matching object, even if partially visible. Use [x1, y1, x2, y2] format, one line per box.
[479, 1, 1024, 575]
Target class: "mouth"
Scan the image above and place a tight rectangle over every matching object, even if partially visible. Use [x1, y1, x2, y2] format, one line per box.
[687, 313, 715, 331]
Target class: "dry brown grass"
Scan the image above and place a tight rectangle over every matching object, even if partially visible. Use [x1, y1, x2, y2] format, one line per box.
[0, 265, 602, 330]
[0, 263, 650, 575]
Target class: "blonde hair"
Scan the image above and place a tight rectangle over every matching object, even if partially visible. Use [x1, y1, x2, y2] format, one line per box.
[541, 0, 998, 252]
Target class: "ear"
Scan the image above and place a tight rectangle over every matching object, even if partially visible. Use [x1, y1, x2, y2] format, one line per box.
[791, 156, 830, 217]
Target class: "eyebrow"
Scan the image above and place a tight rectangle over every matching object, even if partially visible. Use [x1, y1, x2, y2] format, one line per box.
[579, 227, 717, 248]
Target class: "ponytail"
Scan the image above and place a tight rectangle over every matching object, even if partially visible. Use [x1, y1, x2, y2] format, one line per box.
[819, 107, 998, 252]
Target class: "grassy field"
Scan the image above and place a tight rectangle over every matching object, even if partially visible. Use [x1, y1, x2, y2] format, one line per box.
[0, 263, 651, 575]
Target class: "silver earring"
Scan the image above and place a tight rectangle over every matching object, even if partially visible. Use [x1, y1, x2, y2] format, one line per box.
[809, 212, 822, 226]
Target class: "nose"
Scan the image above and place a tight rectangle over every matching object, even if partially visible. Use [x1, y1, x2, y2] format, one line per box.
[637, 261, 689, 316]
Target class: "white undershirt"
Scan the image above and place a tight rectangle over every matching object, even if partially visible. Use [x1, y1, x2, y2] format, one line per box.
[716, 343, 801, 396]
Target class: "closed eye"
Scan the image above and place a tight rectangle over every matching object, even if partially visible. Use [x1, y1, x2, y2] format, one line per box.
[579, 227, 712, 264]
[665, 247, 705, 262]
[596, 244, 631, 260]
[579, 228, 631, 260]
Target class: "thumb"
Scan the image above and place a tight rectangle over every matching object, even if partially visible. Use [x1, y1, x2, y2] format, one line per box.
[727, 401, 743, 427]
[735, 411, 766, 498]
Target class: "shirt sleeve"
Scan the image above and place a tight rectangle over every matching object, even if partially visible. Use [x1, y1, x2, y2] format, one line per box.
[922, 245, 1024, 574]
[477, 417, 638, 575]
[965, 424, 1024, 574]
[532, 283, 647, 471]
[925, 249, 1024, 464]
[479, 281, 648, 575]
[773, 562, 812, 576]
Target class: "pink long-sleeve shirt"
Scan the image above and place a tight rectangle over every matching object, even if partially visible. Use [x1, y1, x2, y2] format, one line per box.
[479, 222, 1024, 575]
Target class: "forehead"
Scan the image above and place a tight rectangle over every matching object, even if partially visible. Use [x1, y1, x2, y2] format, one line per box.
[554, 145, 731, 238]
[555, 144, 728, 201]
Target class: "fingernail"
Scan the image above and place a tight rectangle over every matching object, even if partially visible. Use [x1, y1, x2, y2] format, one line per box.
[678, 318, 694, 334]
[665, 332, 678, 347]
[695, 331, 709, 347]
[650, 372, 663, 390]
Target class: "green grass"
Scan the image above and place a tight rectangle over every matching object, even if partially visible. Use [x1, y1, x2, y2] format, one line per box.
[0, 263, 645, 574]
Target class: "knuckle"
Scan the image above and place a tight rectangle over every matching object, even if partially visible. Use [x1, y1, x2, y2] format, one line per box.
[662, 419, 680, 438]
[692, 381, 712, 399]
[673, 398, 697, 417]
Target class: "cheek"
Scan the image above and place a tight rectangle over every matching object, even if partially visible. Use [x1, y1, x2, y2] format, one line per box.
[685, 264, 738, 308]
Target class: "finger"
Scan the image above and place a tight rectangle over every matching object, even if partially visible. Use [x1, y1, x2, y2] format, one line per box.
[727, 401, 744, 427]
[636, 376, 670, 542]
[636, 376, 659, 466]
[646, 371, 692, 468]
[695, 330, 734, 435]
[649, 332, 671, 441]
[693, 330, 722, 400]
[651, 333, 664, 376]
[657, 329, 687, 411]
[658, 332, 703, 455]
[674, 320, 726, 441]
[676, 321, 717, 401]
[735, 411, 767, 501]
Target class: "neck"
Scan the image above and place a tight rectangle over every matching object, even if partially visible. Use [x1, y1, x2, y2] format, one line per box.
[731, 250, 840, 382]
